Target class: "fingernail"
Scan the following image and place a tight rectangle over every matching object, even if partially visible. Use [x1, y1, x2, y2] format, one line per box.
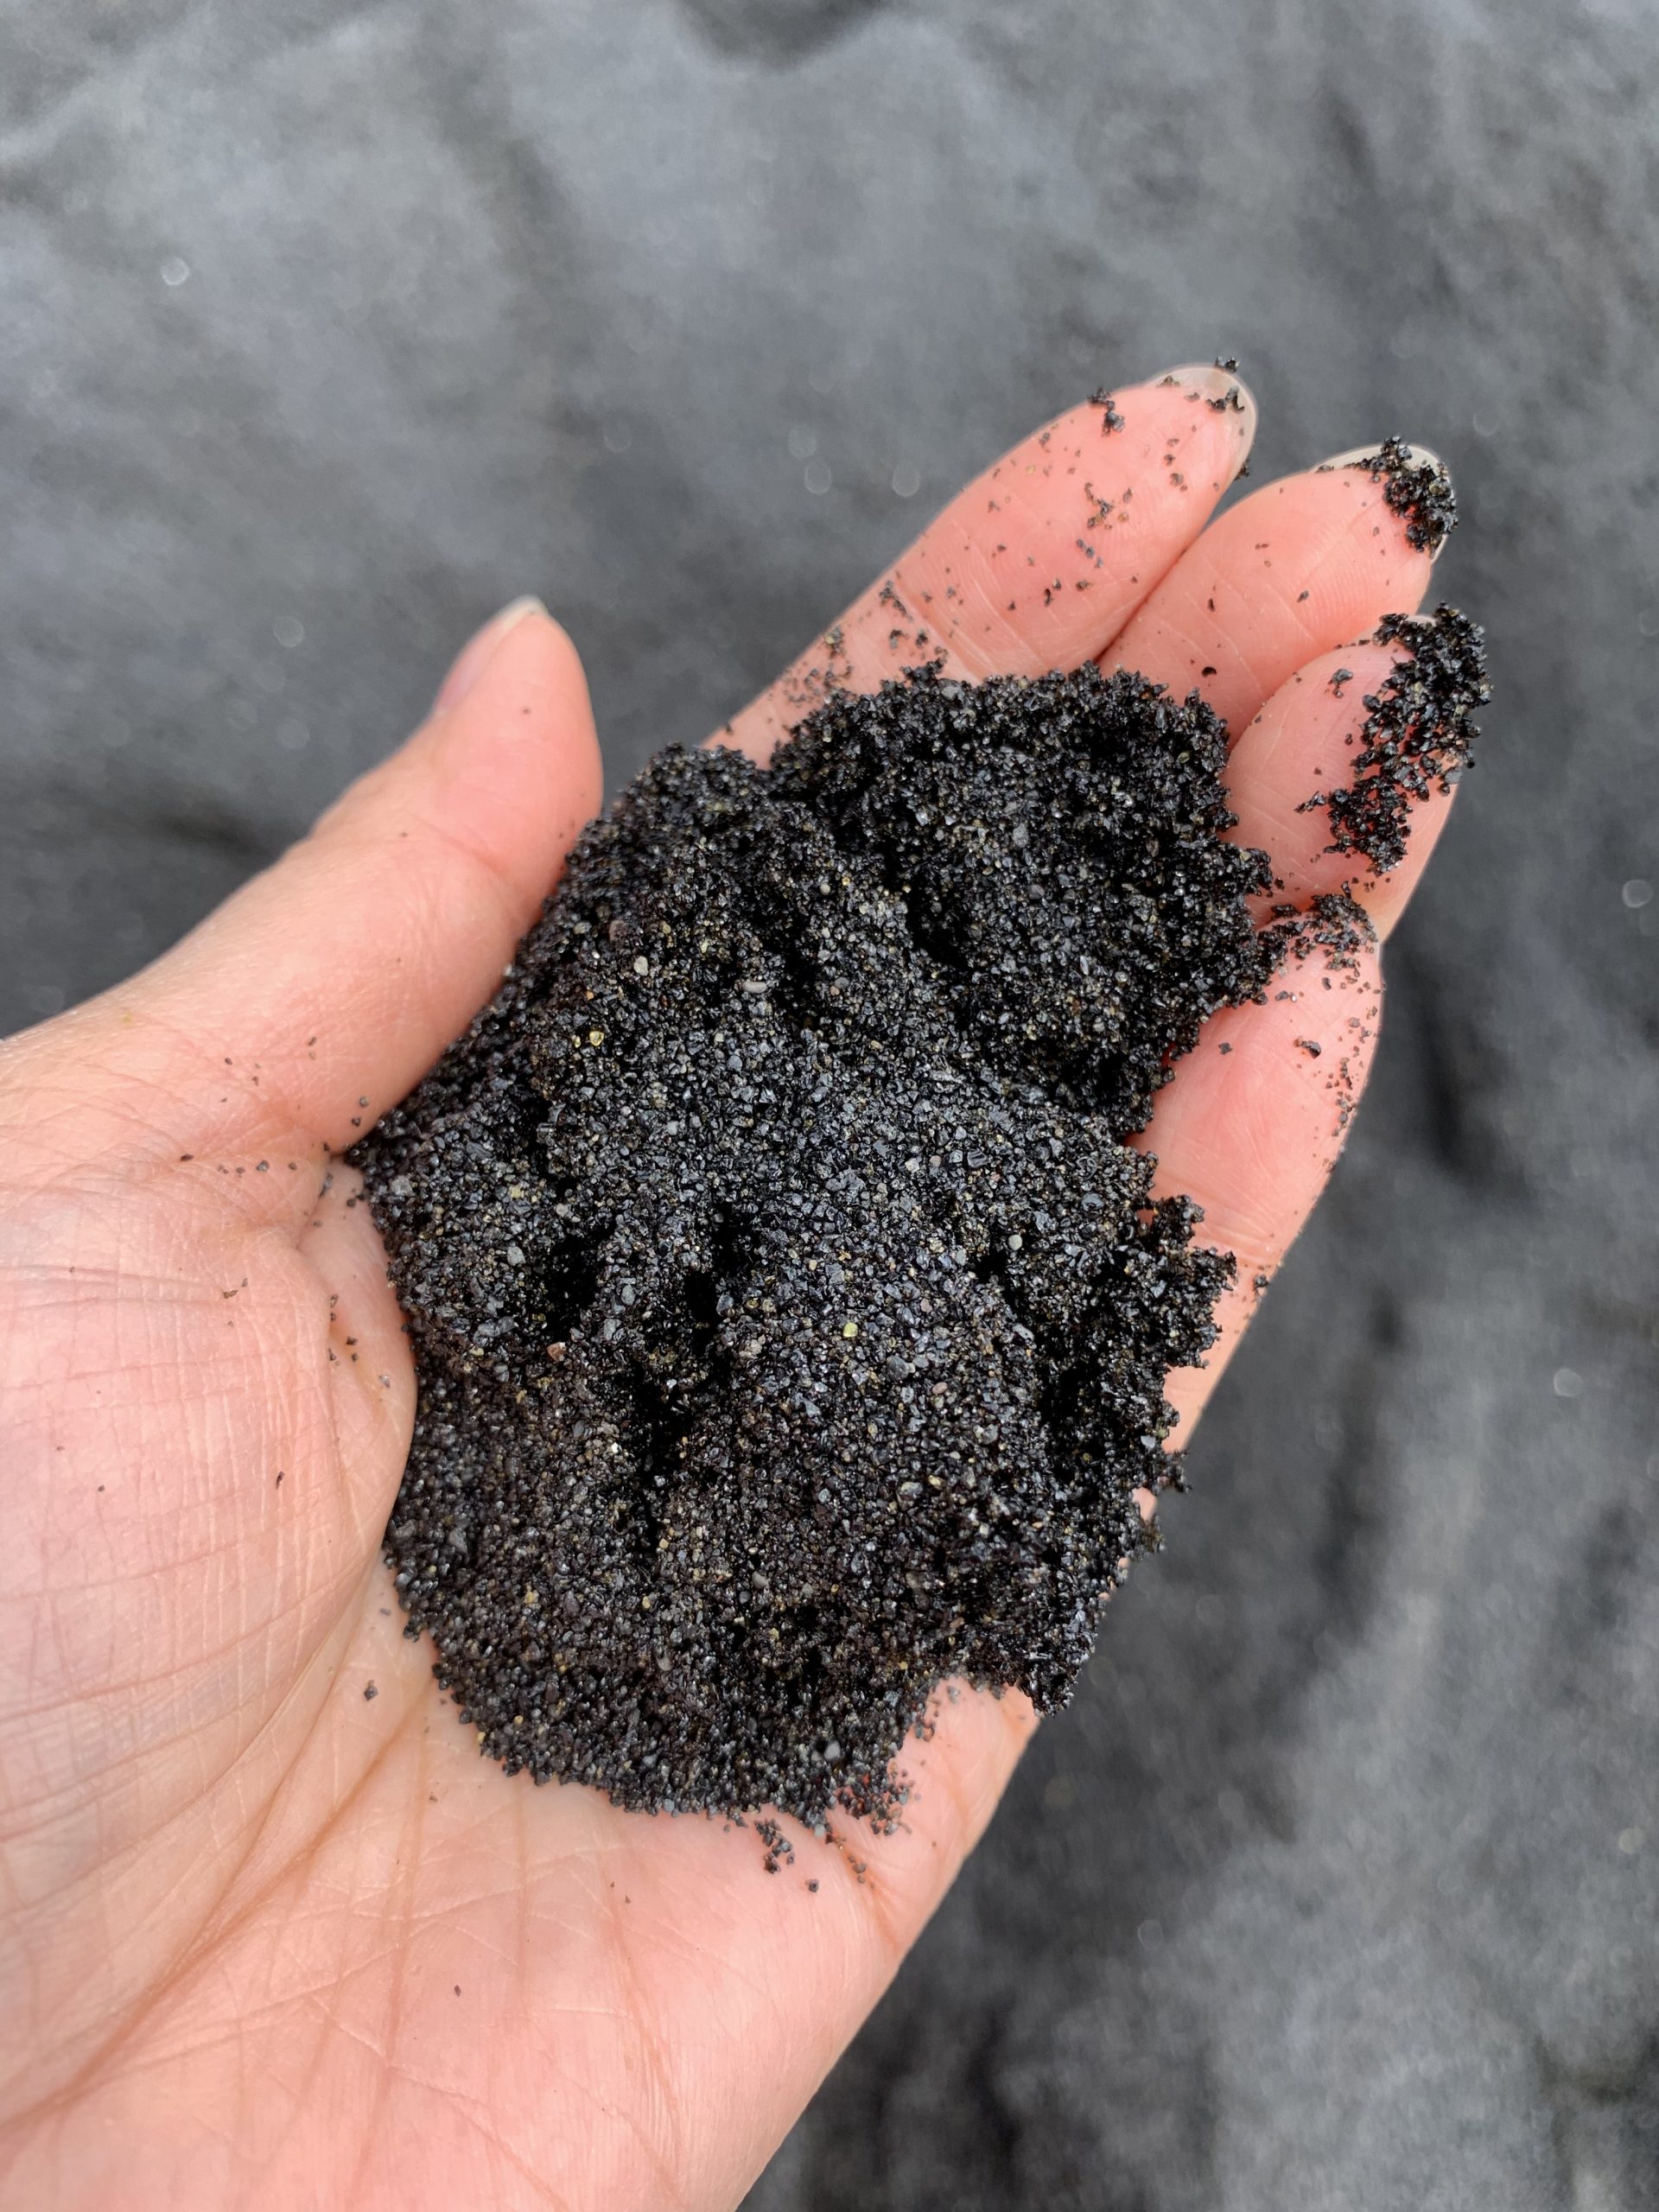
[1315, 442, 1446, 473]
[1313, 438, 1457, 558]
[435, 596, 548, 712]
[1150, 360, 1258, 482]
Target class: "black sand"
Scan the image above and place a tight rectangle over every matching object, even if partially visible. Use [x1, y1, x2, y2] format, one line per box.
[1326, 435, 1460, 556]
[353, 666, 1285, 1825]
[1309, 604, 1491, 872]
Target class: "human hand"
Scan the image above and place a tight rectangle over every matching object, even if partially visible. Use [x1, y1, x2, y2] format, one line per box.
[0, 365, 1466, 2209]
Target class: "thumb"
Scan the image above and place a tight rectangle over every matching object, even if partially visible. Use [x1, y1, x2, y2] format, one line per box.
[96, 602, 603, 1154]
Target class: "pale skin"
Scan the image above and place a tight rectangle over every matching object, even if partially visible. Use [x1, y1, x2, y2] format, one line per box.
[0, 365, 1459, 2210]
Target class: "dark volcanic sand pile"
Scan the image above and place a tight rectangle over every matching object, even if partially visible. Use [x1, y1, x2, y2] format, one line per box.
[355, 665, 1292, 1826]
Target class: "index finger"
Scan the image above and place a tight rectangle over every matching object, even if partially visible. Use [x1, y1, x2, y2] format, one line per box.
[715, 362, 1258, 762]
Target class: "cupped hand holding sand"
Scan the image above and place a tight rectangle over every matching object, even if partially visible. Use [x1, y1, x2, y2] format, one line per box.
[0, 367, 1484, 2210]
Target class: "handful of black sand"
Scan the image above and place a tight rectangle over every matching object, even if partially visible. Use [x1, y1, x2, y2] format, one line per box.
[355, 665, 1292, 1827]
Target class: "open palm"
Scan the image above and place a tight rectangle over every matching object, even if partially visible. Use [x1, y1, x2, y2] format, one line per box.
[0, 365, 1459, 2210]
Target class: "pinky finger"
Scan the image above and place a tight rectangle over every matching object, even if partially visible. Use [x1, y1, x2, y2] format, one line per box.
[1225, 607, 1490, 939]
[1134, 930, 1385, 1437]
